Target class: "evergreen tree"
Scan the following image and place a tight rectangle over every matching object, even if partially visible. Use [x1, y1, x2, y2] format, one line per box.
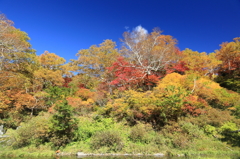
[48, 100, 78, 148]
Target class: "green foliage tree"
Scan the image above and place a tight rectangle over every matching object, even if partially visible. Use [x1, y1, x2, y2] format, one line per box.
[48, 100, 78, 148]
[44, 86, 71, 106]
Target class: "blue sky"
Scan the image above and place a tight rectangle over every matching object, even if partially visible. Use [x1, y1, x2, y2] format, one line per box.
[1, 0, 240, 62]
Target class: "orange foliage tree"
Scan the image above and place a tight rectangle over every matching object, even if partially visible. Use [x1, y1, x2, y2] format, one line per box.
[215, 37, 240, 92]
[102, 72, 239, 127]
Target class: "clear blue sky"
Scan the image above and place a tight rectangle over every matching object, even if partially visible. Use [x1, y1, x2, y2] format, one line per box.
[1, 0, 240, 62]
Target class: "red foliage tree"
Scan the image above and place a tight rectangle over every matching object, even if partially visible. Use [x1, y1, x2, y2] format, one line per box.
[63, 77, 72, 88]
[107, 57, 161, 90]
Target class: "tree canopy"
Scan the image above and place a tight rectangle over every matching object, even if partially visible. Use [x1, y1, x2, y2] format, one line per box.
[0, 13, 240, 149]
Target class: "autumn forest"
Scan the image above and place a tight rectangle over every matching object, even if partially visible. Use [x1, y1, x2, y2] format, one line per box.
[0, 13, 240, 156]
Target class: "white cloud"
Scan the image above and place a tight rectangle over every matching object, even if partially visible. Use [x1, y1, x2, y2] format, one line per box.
[134, 25, 148, 35]
[131, 25, 148, 42]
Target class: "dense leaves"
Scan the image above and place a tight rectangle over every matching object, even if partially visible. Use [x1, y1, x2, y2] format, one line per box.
[1, 13, 240, 149]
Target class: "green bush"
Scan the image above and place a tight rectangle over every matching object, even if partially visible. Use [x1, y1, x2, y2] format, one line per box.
[6, 112, 50, 148]
[90, 130, 124, 152]
[153, 133, 172, 150]
[170, 121, 205, 149]
[179, 121, 204, 138]
[129, 124, 146, 143]
[220, 122, 240, 146]
[129, 123, 153, 143]
[204, 125, 218, 136]
[171, 132, 191, 149]
[182, 109, 233, 128]
[77, 116, 117, 141]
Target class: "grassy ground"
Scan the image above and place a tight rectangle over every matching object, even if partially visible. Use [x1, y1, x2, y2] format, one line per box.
[1, 114, 240, 158]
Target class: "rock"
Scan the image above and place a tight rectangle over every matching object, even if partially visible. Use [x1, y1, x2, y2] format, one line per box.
[177, 154, 184, 157]
[77, 152, 88, 157]
[0, 125, 4, 135]
[134, 153, 142, 156]
[153, 153, 165, 157]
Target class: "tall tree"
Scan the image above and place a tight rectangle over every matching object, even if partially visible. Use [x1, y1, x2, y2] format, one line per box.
[0, 14, 35, 72]
[48, 100, 78, 148]
[74, 39, 120, 78]
[107, 27, 178, 91]
[121, 27, 177, 77]
[107, 57, 160, 90]
[215, 37, 240, 92]
[181, 49, 221, 77]
[38, 51, 66, 70]
[33, 51, 66, 89]
[0, 14, 41, 124]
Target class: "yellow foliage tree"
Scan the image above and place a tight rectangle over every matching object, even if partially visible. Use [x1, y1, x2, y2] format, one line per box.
[181, 49, 221, 77]
[34, 51, 66, 88]
[74, 39, 120, 78]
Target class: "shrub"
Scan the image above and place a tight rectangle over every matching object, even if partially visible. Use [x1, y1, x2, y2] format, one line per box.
[204, 125, 217, 137]
[183, 108, 233, 128]
[179, 121, 204, 139]
[153, 133, 172, 149]
[220, 122, 240, 146]
[77, 116, 116, 141]
[6, 112, 50, 148]
[172, 133, 191, 149]
[90, 130, 124, 152]
[129, 124, 146, 143]
[129, 123, 153, 143]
